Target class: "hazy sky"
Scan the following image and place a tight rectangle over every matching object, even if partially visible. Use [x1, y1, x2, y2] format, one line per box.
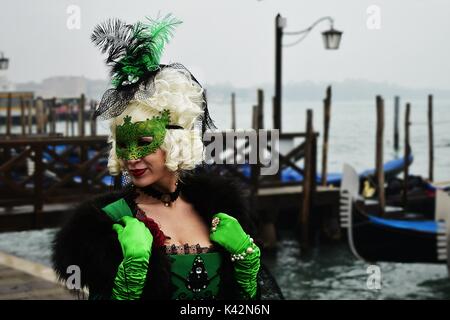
[1, 0, 449, 89]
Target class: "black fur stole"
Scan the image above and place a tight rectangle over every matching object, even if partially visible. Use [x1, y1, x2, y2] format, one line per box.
[52, 169, 256, 299]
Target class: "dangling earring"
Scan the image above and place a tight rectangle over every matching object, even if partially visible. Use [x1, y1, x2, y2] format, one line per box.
[174, 170, 180, 185]
[122, 170, 132, 186]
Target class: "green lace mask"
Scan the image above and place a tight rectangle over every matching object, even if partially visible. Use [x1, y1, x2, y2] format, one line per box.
[115, 110, 171, 160]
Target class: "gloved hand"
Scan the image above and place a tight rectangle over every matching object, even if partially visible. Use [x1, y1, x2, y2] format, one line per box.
[209, 212, 260, 299]
[111, 216, 153, 300]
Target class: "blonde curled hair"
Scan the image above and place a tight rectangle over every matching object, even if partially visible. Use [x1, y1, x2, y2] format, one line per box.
[107, 67, 206, 175]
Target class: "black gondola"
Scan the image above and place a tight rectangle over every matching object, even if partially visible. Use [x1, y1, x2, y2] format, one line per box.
[340, 164, 450, 269]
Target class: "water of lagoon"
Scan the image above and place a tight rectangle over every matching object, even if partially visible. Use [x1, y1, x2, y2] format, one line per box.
[0, 228, 448, 300]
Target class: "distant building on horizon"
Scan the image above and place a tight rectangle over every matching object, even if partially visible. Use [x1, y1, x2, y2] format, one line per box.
[16, 76, 109, 100]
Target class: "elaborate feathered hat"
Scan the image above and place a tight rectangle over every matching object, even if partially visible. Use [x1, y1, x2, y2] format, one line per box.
[91, 14, 215, 134]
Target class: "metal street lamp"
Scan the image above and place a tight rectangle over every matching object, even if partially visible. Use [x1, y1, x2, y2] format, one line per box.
[0, 52, 9, 70]
[322, 28, 343, 50]
[274, 14, 343, 132]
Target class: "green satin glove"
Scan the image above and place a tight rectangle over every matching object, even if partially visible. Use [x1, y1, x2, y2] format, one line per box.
[111, 216, 153, 300]
[209, 212, 260, 299]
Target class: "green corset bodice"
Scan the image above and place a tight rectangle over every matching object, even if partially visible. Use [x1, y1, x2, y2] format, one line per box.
[169, 252, 222, 300]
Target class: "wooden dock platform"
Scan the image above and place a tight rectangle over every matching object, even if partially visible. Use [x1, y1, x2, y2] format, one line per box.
[0, 251, 76, 300]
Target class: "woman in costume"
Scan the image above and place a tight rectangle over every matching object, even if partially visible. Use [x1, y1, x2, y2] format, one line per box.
[52, 15, 281, 300]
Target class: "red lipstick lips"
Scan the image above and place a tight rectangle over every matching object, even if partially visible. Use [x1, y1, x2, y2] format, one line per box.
[129, 168, 147, 177]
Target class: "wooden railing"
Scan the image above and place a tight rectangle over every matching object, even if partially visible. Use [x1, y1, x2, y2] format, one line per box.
[0, 126, 318, 237]
[0, 136, 111, 227]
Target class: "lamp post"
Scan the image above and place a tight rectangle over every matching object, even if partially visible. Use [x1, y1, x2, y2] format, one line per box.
[274, 14, 343, 132]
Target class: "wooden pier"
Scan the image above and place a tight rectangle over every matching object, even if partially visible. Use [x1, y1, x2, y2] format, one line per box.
[0, 251, 76, 300]
[0, 87, 341, 250]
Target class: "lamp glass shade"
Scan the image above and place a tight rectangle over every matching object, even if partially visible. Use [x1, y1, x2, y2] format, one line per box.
[322, 28, 342, 50]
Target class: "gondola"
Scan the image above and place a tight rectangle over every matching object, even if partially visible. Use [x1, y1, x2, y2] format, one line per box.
[339, 164, 450, 269]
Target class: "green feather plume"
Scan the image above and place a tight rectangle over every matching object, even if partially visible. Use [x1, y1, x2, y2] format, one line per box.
[92, 14, 182, 88]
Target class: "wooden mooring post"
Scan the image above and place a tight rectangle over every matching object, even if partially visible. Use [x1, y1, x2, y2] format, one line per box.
[252, 106, 258, 130]
[300, 109, 317, 250]
[403, 103, 411, 208]
[90, 100, 97, 136]
[257, 89, 264, 130]
[43, 99, 48, 134]
[272, 95, 281, 181]
[49, 98, 57, 135]
[6, 92, 12, 136]
[78, 94, 85, 137]
[321, 86, 331, 186]
[70, 103, 75, 136]
[33, 145, 44, 228]
[428, 94, 434, 182]
[249, 90, 265, 194]
[65, 110, 69, 137]
[27, 99, 33, 134]
[27, 99, 35, 134]
[20, 96, 26, 135]
[35, 97, 45, 134]
[394, 96, 400, 153]
[231, 93, 236, 130]
[251, 89, 264, 130]
[376, 96, 385, 215]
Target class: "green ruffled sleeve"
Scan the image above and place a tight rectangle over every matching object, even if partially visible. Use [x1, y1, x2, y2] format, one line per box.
[232, 237, 261, 299]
